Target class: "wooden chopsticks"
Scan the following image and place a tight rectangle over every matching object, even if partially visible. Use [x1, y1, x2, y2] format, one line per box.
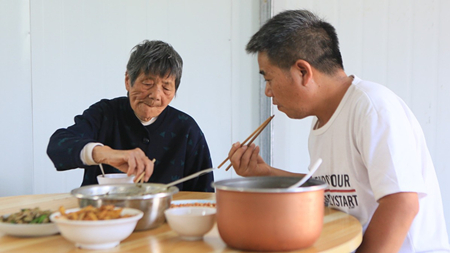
[136, 158, 156, 185]
[136, 172, 145, 184]
[218, 115, 274, 171]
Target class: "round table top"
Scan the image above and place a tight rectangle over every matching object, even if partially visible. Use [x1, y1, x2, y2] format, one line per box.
[0, 191, 362, 252]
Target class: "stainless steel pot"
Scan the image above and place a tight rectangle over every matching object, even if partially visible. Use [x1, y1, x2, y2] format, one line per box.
[71, 184, 178, 231]
[212, 176, 327, 251]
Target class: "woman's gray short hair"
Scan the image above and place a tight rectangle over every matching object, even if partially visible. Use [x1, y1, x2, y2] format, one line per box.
[246, 10, 343, 75]
[126, 40, 183, 90]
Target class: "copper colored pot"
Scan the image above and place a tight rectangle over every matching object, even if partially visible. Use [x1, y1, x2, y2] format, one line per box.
[212, 177, 327, 252]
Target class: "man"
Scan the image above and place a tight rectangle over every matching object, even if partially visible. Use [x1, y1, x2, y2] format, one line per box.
[47, 40, 213, 192]
[228, 10, 449, 252]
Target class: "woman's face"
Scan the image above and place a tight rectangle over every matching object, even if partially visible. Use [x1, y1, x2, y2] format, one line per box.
[125, 71, 176, 122]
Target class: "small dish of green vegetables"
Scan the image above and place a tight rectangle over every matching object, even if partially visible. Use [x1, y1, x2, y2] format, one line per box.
[0, 208, 59, 237]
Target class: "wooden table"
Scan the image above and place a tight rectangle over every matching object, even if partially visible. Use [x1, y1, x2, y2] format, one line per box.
[0, 192, 362, 252]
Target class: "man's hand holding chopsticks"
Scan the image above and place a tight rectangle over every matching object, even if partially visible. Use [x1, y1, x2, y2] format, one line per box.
[228, 142, 272, 177]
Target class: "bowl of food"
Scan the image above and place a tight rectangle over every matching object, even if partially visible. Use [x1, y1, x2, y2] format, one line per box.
[50, 205, 143, 250]
[170, 199, 216, 209]
[97, 173, 135, 185]
[164, 206, 216, 240]
[71, 183, 178, 231]
[212, 176, 327, 251]
[0, 207, 58, 237]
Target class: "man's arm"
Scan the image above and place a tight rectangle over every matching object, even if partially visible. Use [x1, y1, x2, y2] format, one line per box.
[356, 192, 419, 253]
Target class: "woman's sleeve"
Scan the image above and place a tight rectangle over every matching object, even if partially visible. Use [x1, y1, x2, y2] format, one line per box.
[46, 102, 107, 171]
[183, 127, 214, 192]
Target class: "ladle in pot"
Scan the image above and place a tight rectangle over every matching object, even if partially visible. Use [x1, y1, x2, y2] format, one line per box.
[288, 158, 322, 189]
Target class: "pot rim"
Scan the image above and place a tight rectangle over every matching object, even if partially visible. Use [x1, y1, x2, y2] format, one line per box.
[212, 176, 327, 193]
[70, 183, 179, 200]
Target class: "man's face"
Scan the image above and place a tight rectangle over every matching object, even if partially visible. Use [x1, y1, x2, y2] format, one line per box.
[125, 71, 176, 121]
[258, 52, 311, 119]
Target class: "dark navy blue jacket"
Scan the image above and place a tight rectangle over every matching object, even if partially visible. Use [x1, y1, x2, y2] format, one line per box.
[47, 97, 214, 192]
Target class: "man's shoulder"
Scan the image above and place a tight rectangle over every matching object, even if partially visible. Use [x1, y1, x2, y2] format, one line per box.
[348, 76, 403, 111]
[352, 76, 397, 100]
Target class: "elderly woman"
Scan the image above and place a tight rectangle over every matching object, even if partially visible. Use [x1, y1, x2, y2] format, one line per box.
[47, 40, 214, 192]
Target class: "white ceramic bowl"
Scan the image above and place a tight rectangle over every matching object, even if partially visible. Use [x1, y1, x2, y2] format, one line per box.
[50, 207, 143, 250]
[97, 173, 135, 185]
[164, 206, 216, 241]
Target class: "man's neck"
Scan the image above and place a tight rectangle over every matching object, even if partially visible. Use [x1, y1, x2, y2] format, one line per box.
[314, 72, 353, 128]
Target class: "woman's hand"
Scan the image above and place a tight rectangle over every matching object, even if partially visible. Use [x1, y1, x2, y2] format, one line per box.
[92, 146, 154, 182]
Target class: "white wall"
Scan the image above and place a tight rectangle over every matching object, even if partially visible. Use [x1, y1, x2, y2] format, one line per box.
[0, 0, 33, 196]
[0, 0, 260, 195]
[271, 0, 450, 241]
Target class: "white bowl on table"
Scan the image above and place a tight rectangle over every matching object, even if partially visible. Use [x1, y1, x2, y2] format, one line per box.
[97, 173, 135, 185]
[164, 206, 216, 241]
[50, 207, 143, 250]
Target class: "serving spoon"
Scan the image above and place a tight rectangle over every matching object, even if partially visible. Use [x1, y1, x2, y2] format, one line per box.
[99, 164, 106, 177]
[288, 158, 322, 189]
[164, 168, 214, 188]
[137, 168, 214, 192]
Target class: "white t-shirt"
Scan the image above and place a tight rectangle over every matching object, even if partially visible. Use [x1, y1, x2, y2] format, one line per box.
[309, 76, 450, 252]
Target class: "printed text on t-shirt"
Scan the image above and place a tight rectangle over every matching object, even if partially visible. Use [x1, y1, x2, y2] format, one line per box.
[314, 174, 359, 209]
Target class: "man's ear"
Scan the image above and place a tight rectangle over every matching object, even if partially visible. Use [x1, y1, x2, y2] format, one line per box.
[293, 59, 313, 86]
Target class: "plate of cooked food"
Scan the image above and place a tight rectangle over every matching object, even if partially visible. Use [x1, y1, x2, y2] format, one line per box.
[170, 199, 216, 208]
[0, 207, 59, 237]
[50, 205, 143, 250]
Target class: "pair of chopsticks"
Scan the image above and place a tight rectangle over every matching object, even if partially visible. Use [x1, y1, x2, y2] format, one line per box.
[135, 158, 156, 185]
[218, 115, 274, 171]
